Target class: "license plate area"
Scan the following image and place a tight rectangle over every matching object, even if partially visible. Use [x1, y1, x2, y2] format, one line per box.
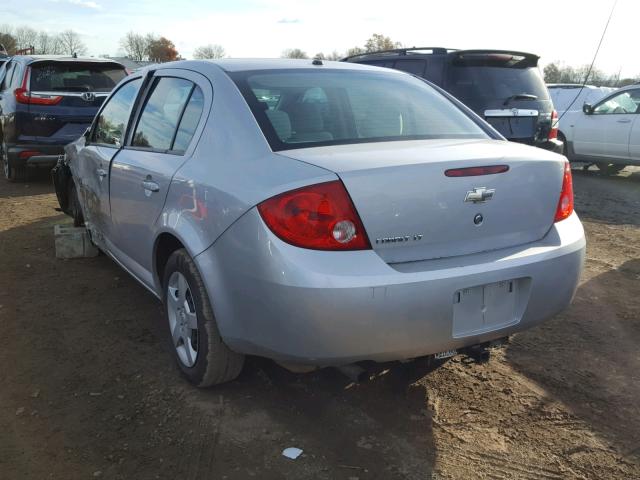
[452, 279, 521, 338]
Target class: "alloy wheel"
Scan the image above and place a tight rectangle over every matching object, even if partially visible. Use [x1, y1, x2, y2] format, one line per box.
[166, 271, 199, 367]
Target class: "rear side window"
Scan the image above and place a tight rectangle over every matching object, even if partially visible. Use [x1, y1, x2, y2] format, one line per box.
[172, 86, 204, 153]
[29, 62, 127, 93]
[93, 78, 142, 147]
[131, 77, 194, 151]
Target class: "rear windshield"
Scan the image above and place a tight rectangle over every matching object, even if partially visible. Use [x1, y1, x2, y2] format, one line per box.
[446, 56, 549, 112]
[231, 69, 488, 151]
[30, 62, 127, 93]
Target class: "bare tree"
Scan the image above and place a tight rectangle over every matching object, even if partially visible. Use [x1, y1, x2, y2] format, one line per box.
[314, 50, 342, 61]
[35, 31, 63, 55]
[120, 31, 148, 61]
[0, 28, 17, 55]
[14, 26, 38, 52]
[58, 29, 87, 56]
[193, 44, 226, 59]
[281, 48, 308, 59]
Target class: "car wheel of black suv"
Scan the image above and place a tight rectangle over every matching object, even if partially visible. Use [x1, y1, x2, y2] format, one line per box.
[1, 141, 26, 182]
[162, 248, 244, 387]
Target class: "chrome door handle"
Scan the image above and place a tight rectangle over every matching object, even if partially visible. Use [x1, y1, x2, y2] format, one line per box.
[142, 180, 160, 192]
[617, 119, 632, 123]
[96, 168, 107, 178]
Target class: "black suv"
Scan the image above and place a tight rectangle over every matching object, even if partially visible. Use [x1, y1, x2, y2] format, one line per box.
[0, 55, 127, 181]
[343, 48, 562, 153]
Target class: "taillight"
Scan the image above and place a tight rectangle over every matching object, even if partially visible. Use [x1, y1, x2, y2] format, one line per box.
[14, 67, 63, 105]
[548, 109, 559, 140]
[18, 150, 42, 159]
[257, 180, 371, 251]
[554, 161, 574, 222]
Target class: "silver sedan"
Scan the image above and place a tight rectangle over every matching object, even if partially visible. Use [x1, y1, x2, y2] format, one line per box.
[60, 59, 585, 386]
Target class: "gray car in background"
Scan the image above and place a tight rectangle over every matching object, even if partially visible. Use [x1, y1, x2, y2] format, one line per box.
[59, 59, 585, 386]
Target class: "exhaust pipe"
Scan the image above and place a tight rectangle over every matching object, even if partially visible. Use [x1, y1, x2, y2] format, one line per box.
[335, 364, 368, 383]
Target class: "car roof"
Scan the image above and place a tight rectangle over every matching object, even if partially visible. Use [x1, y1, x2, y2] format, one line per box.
[192, 58, 393, 73]
[12, 55, 125, 66]
[342, 47, 539, 63]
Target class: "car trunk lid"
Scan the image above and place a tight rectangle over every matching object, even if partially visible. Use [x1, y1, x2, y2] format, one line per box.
[278, 139, 564, 263]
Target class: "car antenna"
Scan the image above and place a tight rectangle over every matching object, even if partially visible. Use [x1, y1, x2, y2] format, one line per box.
[556, 0, 617, 125]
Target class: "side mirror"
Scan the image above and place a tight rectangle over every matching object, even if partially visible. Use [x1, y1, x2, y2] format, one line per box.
[583, 103, 593, 115]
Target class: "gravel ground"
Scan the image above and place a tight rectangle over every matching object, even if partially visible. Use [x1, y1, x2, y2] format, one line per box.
[0, 165, 638, 479]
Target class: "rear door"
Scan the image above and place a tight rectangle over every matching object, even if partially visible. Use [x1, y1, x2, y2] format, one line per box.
[573, 88, 640, 160]
[75, 77, 143, 242]
[109, 69, 209, 279]
[26, 61, 127, 146]
[444, 53, 554, 144]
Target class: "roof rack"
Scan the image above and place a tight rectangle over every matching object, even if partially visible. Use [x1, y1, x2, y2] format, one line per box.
[341, 47, 457, 62]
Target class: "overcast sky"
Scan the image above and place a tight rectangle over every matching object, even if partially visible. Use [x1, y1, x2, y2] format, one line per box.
[3, 0, 637, 77]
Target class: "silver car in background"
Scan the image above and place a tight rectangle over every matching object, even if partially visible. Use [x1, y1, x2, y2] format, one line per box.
[61, 59, 585, 386]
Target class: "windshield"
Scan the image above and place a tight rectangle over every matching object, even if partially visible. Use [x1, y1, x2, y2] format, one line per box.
[30, 62, 127, 93]
[231, 69, 488, 151]
[446, 64, 549, 113]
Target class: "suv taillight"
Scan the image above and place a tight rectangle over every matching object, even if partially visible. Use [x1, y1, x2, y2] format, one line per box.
[548, 109, 559, 140]
[14, 67, 63, 106]
[257, 180, 371, 250]
[554, 161, 574, 222]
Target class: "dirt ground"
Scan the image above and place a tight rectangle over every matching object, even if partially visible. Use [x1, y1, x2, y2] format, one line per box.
[0, 165, 638, 480]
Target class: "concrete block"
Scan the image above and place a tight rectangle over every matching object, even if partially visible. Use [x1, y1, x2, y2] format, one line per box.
[54, 224, 99, 259]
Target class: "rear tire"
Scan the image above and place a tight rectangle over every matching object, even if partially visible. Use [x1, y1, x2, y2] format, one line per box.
[162, 248, 244, 387]
[1, 141, 26, 182]
[596, 162, 625, 176]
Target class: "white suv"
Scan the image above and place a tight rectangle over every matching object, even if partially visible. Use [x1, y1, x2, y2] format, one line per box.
[558, 84, 640, 174]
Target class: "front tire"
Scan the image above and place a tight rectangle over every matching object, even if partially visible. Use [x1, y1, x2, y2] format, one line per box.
[162, 249, 244, 387]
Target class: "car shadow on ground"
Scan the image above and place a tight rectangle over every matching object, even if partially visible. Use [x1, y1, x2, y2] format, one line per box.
[504, 258, 640, 462]
[0, 168, 56, 199]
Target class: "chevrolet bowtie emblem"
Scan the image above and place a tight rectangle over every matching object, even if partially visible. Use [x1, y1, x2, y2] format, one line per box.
[465, 187, 495, 203]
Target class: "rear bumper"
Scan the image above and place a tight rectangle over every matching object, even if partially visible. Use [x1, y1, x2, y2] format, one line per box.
[195, 209, 585, 366]
[7, 144, 65, 168]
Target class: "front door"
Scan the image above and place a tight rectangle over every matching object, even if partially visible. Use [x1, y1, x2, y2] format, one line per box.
[109, 70, 207, 283]
[75, 77, 142, 244]
[573, 88, 640, 160]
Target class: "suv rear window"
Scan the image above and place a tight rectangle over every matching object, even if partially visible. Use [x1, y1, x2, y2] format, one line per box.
[231, 69, 488, 151]
[30, 62, 127, 93]
[446, 55, 548, 112]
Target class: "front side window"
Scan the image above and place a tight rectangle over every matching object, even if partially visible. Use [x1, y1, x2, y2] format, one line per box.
[93, 78, 142, 147]
[593, 90, 640, 115]
[131, 77, 194, 151]
[231, 69, 488, 151]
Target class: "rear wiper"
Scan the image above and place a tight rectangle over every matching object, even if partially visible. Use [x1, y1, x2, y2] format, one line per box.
[503, 93, 538, 105]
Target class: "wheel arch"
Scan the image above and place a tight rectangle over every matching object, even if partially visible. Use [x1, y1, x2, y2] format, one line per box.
[154, 232, 187, 291]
